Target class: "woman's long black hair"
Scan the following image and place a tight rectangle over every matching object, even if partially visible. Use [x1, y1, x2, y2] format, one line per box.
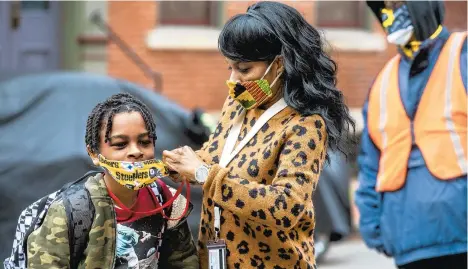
[219, 1, 355, 157]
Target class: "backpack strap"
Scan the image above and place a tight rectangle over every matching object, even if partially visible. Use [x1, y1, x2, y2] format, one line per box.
[157, 180, 173, 203]
[23, 196, 52, 245]
[18, 171, 100, 268]
[62, 171, 100, 269]
[20, 194, 56, 267]
[149, 180, 173, 262]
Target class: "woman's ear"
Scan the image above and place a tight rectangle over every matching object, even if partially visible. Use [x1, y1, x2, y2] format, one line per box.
[276, 56, 285, 76]
[86, 145, 99, 166]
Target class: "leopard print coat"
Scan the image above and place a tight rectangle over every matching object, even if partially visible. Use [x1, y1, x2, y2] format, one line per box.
[196, 96, 327, 269]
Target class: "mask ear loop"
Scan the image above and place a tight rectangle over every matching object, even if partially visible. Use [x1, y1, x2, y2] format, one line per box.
[270, 70, 283, 88]
[261, 56, 283, 89]
[108, 178, 190, 220]
[260, 55, 279, 80]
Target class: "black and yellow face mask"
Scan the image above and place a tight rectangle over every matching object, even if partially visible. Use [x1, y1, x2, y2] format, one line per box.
[381, 4, 443, 58]
[98, 154, 169, 190]
[381, 5, 414, 46]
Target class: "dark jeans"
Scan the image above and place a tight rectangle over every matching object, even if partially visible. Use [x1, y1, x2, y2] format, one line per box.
[398, 253, 467, 269]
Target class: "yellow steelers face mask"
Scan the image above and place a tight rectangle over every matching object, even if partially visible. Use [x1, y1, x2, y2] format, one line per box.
[381, 5, 414, 46]
[97, 154, 169, 190]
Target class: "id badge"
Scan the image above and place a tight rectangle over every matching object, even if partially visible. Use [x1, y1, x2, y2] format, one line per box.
[207, 239, 227, 269]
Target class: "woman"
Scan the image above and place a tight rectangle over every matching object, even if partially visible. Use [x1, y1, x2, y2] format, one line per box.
[25, 93, 198, 269]
[162, 2, 355, 268]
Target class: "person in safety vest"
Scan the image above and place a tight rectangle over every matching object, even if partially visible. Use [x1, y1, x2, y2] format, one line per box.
[355, 1, 467, 269]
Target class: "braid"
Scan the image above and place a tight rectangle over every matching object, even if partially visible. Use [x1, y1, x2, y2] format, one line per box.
[85, 103, 104, 153]
[90, 105, 105, 151]
[104, 107, 118, 144]
[84, 106, 97, 147]
[85, 93, 157, 153]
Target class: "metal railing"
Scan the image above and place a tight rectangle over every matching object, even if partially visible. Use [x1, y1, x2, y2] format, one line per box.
[89, 10, 163, 92]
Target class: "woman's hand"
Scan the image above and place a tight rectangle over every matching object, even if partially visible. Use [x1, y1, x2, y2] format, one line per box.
[163, 146, 206, 183]
[167, 170, 187, 183]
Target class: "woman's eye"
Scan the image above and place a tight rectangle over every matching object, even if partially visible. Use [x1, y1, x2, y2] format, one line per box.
[239, 68, 250, 74]
[227, 66, 232, 71]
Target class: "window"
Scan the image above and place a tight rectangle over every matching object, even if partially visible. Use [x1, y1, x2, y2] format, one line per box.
[20, 1, 50, 10]
[316, 1, 367, 28]
[159, 1, 219, 26]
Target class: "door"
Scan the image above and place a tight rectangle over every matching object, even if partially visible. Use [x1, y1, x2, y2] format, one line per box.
[0, 3, 10, 71]
[0, 1, 60, 75]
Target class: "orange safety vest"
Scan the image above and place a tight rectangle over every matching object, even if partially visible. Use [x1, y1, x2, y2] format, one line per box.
[368, 32, 467, 192]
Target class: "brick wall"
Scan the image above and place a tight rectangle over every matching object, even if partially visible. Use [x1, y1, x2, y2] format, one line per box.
[108, 1, 466, 111]
[108, 1, 227, 110]
[444, 1, 467, 32]
[108, 1, 156, 88]
[332, 47, 398, 107]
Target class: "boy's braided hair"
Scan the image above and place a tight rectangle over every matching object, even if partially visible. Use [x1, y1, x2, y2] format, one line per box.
[85, 93, 156, 153]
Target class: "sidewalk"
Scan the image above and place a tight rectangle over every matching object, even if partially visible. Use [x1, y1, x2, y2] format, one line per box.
[319, 237, 395, 269]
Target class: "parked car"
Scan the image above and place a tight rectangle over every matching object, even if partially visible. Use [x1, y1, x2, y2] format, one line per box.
[0, 71, 211, 259]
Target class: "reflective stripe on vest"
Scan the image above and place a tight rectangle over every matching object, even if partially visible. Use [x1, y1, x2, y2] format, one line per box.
[368, 32, 467, 192]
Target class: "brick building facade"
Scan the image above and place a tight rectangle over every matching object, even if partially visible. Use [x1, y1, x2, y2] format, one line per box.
[107, 1, 466, 118]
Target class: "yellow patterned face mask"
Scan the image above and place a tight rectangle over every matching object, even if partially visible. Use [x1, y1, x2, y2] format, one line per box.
[227, 56, 282, 110]
[98, 154, 169, 190]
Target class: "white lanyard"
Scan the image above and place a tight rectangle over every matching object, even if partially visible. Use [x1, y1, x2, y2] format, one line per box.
[214, 98, 288, 238]
[219, 98, 288, 168]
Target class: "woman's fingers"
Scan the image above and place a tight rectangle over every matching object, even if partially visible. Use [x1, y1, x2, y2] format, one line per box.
[169, 173, 183, 183]
[163, 150, 181, 162]
[168, 172, 188, 183]
[162, 149, 177, 158]
[183, 146, 198, 156]
[166, 164, 185, 184]
[165, 158, 182, 172]
[163, 147, 198, 181]
[174, 147, 185, 154]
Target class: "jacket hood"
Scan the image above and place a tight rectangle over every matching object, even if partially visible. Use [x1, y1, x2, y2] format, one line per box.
[367, 1, 445, 41]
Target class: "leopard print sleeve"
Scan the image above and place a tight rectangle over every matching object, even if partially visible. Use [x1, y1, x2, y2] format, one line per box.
[202, 114, 327, 230]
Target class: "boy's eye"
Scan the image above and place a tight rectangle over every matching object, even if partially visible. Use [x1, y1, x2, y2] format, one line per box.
[140, 140, 152, 146]
[112, 142, 127, 148]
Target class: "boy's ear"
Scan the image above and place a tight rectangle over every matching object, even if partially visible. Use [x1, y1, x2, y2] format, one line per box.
[86, 145, 99, 166]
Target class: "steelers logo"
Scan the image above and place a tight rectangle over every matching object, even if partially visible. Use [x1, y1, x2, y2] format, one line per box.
[149, 167, 163, 179]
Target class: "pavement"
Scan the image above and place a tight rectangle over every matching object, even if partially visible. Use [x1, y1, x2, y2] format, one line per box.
[319, 237, 395, 269]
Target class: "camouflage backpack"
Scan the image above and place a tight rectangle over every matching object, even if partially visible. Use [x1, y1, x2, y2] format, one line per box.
[3, 171, 170, 269]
